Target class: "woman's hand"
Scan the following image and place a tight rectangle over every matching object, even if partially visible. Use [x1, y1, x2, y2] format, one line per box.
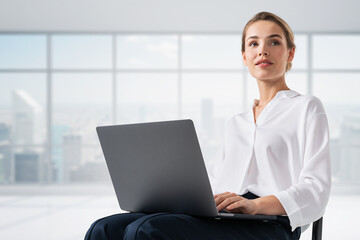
[214, 192, 258, 215]
[214, 192, 286, 216]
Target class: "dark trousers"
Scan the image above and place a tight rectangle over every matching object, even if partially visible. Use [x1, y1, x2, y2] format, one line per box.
[85, 192, 301, 240]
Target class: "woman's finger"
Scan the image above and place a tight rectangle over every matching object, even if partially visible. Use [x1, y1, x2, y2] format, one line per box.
[214, 192, 230, 199]
[225, 198, 257, 215]
[216, 195, 243, 211]
[214, 192, 236, 206]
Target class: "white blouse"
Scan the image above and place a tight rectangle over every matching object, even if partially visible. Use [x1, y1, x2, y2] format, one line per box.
[208, 90, 331, 231]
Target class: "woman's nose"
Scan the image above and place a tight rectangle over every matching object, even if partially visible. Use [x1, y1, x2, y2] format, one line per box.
[258, 51, 269, 56]
[258, 44, 269, 56]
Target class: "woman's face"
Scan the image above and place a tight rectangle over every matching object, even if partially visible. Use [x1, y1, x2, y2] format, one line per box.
[242, 20, 295, 82]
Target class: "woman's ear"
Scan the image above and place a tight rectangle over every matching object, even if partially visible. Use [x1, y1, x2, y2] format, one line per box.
[287, 47, 295, 63]
[242, 51, 248, 66]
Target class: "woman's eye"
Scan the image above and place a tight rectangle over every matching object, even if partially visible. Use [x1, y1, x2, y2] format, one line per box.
[249, 42, 258, 47]
[271, 41, 280, 46]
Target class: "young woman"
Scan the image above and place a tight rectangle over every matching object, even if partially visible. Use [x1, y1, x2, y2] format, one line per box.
[85, 12, 331, 240]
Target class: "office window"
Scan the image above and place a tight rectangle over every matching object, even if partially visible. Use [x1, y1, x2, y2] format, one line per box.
[52, 73, 112, 182]
[117, 35, 178, 69]
[1, 31, 360, 240]
[0, 35, 46, 69]
[117, 73, 178, 123]
[0, 32, 359, 189]
[52, 35, 112, 69]
[292, 34, 308, 70]
[182, 35, 243, 69]
[182, 73, 243, 160]
[0, 73, 46, 145]
[313, 35, 360, 69]
[285, 72, 307, 94]
[182, 73, 243, 120]
[313, 73, 360, 184]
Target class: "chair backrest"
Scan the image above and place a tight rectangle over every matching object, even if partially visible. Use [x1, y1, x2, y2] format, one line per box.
[311, 217, 323, 240]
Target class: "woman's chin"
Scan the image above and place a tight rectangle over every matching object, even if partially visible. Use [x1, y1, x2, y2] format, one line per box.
[250, 72, 285, 82]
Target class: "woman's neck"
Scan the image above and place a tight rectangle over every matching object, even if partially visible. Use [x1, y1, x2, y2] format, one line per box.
[256, 78, 290, 106]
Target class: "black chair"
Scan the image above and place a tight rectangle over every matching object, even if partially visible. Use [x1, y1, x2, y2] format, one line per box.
[311, 217, 323, 240]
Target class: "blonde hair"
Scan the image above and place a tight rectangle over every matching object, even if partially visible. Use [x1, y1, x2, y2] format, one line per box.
[241, 12, 296, 72]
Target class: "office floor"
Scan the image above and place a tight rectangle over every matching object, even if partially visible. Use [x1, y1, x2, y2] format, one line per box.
[0, 186, 359, 240]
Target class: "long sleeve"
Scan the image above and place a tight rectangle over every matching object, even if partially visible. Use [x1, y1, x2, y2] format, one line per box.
[274, 98, 331, 231]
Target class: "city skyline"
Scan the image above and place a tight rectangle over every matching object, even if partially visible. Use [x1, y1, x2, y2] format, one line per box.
[0, 88, 359, 184]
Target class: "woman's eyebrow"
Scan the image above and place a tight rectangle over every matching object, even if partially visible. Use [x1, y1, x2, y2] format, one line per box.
[268, 34, 283, 39]
[246, 34, 283, 41]
[246, 35, 258, 41]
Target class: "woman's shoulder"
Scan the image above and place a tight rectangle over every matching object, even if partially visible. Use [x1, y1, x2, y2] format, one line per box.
[291, 91, 322, 104]
[294, 93, 327, 118]
[299, 93, 325, 108]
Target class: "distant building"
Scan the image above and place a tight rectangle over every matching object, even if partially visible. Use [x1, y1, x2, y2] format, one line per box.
[11, 89, 44, 183]
[12, 89, 42, 145]
[0, 123, 11, 183]
[52, 124, 70, 182]
[0, 123, 11, 142]
[14, 151, 40, 182]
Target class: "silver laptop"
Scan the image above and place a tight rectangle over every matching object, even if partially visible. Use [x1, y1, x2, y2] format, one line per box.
[97, 119, 277, 221]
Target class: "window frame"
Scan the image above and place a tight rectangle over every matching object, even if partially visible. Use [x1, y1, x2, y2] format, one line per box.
[1, 31, 360, 184]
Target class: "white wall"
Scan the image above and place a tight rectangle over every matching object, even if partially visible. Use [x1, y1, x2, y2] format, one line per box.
[0, 0, 359, 32]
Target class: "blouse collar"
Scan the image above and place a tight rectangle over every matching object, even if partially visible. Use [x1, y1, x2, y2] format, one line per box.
[252, 90, 300, 108]
[245, 90, 301, 125]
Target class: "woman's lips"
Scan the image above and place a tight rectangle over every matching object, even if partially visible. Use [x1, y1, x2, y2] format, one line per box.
[255, 59, 273, 67]
[257, 62, 272, 67]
